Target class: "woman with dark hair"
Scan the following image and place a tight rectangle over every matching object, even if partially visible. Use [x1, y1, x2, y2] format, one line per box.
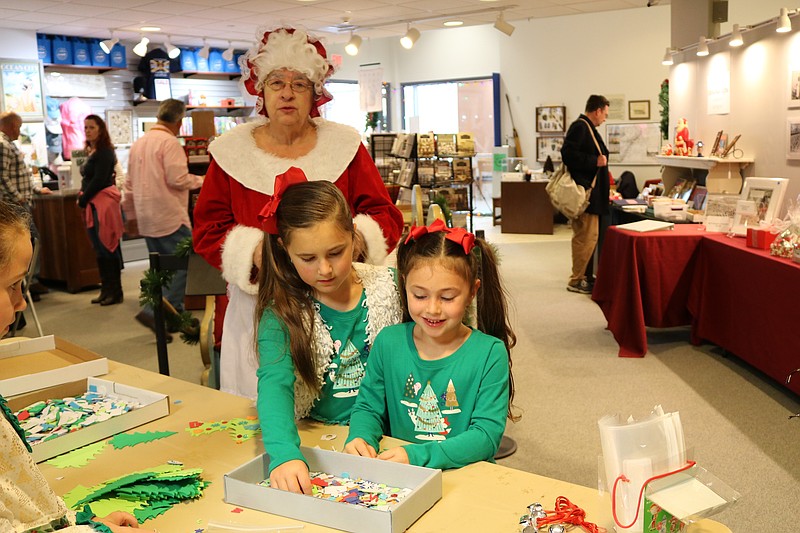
[78, 115, 124, 305]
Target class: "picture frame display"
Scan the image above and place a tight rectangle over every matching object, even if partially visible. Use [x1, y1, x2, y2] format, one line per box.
[787, 118, 800, 159]
[536, 136, 564, 163]
[730, 177, 789, 235]
[535, 106, 565, 133]
[0, 59, 45, 121]
[106, 109, 134, 146]
[628, 100, 650, 120]
[789, 68, 800, 108]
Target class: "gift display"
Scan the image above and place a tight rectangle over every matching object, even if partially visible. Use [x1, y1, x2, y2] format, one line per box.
[417, 133, 436, 157]
[769, 195, 800, 258]
[746, 227, 778, 250]
[436, 133, 458, 156]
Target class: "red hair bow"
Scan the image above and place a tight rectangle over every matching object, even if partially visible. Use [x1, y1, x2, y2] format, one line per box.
[257, 167, 308, 234]
[404, 219, 476, 255]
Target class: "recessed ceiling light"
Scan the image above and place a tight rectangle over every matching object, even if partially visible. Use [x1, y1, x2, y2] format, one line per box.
[140, 26, 161, 32]
[444, 20, 463, 27]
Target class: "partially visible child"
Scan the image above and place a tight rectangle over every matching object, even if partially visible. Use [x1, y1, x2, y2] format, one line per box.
[0, 200, 153, 532]
[345, 219, 517, 469]
[254, 171, 401, 494]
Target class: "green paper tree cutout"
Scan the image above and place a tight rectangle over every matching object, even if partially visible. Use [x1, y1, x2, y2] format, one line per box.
[110, 430, 177, 449]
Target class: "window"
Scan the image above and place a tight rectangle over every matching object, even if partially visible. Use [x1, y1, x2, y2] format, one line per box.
[320, 81, 391, 133]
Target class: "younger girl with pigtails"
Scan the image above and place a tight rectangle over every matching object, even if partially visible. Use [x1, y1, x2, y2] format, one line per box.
[345, 219, 517, 469]
[253, 169, 402, 495]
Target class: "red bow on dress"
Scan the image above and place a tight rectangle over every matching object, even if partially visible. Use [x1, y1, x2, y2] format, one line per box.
[257, 167, 309, 234]
[404, 218, 476, 255]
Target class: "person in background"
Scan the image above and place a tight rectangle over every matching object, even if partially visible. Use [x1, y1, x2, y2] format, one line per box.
[255, 176, 401, 494]
[193, 26, 403, 399]
[616, 170, 639, 199]
[345, 220, 517, 470]
[78, 115, 124, 306]
[0, 112, 52, 303]
[560, 95, 610, 295]
[123, 99, 204, 340]
[0, 200, 154, 532]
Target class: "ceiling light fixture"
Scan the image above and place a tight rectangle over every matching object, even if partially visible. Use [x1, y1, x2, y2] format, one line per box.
[661, 47, 674, 65]
[345, 33, 362, 56]
[140, 26, 161, 32]
[729, 24, 744, 46]
[198, 39, 210, 60]
[696, 36, 709, 56]
[165, 37, 181, 59]
[777, 7, 792, 33]
[493, 11, 515, 36]
[222, 41, 235, 61]
[133, 35, 149, 57]
[100, 31, 118, 54]
[444, 20, 463, 27]
[400, 25, 420, 49]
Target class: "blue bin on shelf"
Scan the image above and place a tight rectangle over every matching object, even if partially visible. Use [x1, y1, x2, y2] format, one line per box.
[72, 38, 92, 66]
[52, 35, 72, 65]
[37, 34, 52, 63]
[180, 48, 197, 71]
[223, 52, 240, 73]
[108, 43, 127, 68]
[195, 50, 209, 72]
[90, 39, 110, 67]
[208, 49, 225, 73]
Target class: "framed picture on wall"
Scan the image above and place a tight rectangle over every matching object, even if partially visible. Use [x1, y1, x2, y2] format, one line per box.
[106, 109, 134, 146]
[536, 136, 564, 163]
[789, 69, 800, 108]
[787, 118, 800, 159]
[0, 59, 45, 121]
[535, 105, 565, 133]
[628, 100, 650, 120]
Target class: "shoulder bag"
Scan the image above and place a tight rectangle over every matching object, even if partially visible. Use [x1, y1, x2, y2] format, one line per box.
[546, 118, 603, 219]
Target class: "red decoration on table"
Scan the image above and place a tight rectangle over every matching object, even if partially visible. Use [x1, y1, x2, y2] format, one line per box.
[746, 227, 778, 250]
[537, 496, 607, 533]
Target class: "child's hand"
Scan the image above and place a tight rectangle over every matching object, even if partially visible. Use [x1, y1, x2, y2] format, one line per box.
[344, 438, 377, 458]
[95, 511, 157, 531]
[377, 446, 409, 464]
[270, 459, 312, 494]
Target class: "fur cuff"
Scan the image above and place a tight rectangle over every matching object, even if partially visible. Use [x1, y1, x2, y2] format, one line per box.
[354, 214, 389, 266]
[221, 225, 263, 295]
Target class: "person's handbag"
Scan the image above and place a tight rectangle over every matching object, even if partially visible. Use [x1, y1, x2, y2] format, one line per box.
[546, 118, 602, 219]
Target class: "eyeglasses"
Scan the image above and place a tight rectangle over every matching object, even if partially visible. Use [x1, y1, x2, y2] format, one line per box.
[266, 79, 313, 93]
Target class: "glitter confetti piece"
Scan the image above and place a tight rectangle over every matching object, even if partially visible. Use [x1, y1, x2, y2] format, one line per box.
[231, 507, 244, 513]
[110, 430, 177, 449]
[46, 441, 108, 468]
[321, 433, 337, 441]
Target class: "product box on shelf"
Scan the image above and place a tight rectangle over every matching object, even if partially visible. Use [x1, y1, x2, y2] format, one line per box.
[7, 377, 169, 463]
[746, 227, 778, 250]
[51, 35, 73, 65]
[417, 133, 436, 157]
[224, 446, 441, 533]
[434, 159, 453, 181]
[208, 49, 225, 73]
[90, 40, 110, 67]
[108, 44, 127, 69]
[456, 133, 475, 156]
[452, 158, 472, 183]
[194, 52, 210, 72]
[179, 48, 197, 71]
[71, 38, 92, 66]
[0, 336, 108, 398]
[37, 34, 52, 64]
[436, 134, 458, 157]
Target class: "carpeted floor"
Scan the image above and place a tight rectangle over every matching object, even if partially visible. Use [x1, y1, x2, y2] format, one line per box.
[20, 217, 800, 531]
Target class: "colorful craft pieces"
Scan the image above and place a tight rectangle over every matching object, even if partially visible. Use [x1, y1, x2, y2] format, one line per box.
[185, 416, 261, 443]
[46, 441, 108, 468]
[259, 472, 412, 511]
[14, 392, 141, 446]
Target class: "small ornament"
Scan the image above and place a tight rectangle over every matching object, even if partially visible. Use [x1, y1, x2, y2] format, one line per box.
[549, 525, 566, 533]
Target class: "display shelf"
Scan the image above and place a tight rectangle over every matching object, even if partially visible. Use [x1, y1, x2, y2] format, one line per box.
[180, 70, 240, 80]
[186, 105, 252, 113]
[655, 155, 754, 195]
[43, 63, 126, 73]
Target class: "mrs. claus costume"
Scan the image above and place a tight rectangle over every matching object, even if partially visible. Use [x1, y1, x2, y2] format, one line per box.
[193, 28, 403, 399]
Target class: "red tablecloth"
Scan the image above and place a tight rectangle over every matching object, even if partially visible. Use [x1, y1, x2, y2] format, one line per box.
[592, 225, 706, 357]
[688, 233, 800, 395]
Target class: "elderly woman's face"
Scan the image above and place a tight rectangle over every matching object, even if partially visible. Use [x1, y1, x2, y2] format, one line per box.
[264, 68, 314, 125]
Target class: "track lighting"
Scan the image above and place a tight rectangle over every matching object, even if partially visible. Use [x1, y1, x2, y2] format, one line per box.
[100, 31, 118, 54]
[133, 35, 149, 57]
[729, 24, 743, 46]
[345, 33, 362, 56]
[661, 47, 674, 66]
[494, 12, 515, 36]
[777, 7, 792, 33]
[198, 39, 210, 60]
[696, 36, 709, 56]
[165, 37, 180, 59]
[400, 26, 420, 49]
[222, 41, 235, 61]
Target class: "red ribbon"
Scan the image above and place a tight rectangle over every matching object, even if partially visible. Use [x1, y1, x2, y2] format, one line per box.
[257, 167, 309, 234]
[404, 218, 476, 255]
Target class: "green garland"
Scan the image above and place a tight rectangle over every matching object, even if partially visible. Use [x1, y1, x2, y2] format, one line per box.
[432, 194, 453, 226]
[659, 78, 670, 140]
[138, 236, 199, 345]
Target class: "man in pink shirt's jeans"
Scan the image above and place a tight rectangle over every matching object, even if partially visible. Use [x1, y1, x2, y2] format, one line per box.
[123, 99, 203, 340]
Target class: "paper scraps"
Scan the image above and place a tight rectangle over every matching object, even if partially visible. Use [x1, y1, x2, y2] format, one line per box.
[46, 441, 108, 468]
[63, 464, 209, 523]
[110, 430, 177, 449]
[186, 416, 260, 443]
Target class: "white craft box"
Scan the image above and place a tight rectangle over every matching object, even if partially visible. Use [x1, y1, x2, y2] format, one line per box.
[224, 446, 442, 533]
[0, 336, 108, 397]
[7, 377, 169, 463]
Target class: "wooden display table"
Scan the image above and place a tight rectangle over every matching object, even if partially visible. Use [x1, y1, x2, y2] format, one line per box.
[501, 180, 554, 234]
[29, 360, 732, 532]
[32, 191, 99, 293]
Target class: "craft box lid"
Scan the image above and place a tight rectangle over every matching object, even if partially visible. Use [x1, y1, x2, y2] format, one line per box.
[7, 377, 170, 463]
[0, 336, 109, 397]
[224, 446, 442, 533]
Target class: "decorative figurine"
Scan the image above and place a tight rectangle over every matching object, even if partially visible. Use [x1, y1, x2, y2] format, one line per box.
[674, 118, 694, 156]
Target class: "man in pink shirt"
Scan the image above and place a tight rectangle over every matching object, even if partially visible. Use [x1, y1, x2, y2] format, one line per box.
[123, 99, 203, 338]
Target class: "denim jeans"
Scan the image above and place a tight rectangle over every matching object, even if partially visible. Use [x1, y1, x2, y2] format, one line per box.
[142, 225, 192, 315]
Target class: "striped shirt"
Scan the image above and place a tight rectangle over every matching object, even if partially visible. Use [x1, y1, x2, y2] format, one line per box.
[0, 132, 32, 205]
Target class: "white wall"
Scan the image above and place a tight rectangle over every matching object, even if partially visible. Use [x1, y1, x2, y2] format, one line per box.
[0, 30, 37, 60]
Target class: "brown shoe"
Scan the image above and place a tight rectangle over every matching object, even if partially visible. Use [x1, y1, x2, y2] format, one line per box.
[134, 311, 173, 343]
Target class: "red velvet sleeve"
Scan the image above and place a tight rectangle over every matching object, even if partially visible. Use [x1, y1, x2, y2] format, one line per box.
[192, 158, 235, 270]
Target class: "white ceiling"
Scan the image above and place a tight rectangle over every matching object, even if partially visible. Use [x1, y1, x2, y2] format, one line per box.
[0, 0, 665, 50]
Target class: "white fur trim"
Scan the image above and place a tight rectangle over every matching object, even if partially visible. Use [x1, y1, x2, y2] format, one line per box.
[220, 225, 263, 294]
[354, 214, 389, 266]
[208, 118, 361, 194]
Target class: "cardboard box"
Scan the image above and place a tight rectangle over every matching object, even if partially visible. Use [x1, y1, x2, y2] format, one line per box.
[746, 227, 778, 250]
[224, 446, 441, 533]
[7, 377, 169, 463]
[0, 336, 108, 397]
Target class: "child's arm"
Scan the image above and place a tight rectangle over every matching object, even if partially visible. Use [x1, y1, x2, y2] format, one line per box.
[255, 312, 311, 493]
[403, 342, 509, 470]
[345, 336, 390, 455]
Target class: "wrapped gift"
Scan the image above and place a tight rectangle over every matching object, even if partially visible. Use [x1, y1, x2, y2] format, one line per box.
[746, 227, 778, 250]
[769, 196, 800, 258]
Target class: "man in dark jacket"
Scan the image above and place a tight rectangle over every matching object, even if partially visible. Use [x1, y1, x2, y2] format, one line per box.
[560, 94, 610, 294]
